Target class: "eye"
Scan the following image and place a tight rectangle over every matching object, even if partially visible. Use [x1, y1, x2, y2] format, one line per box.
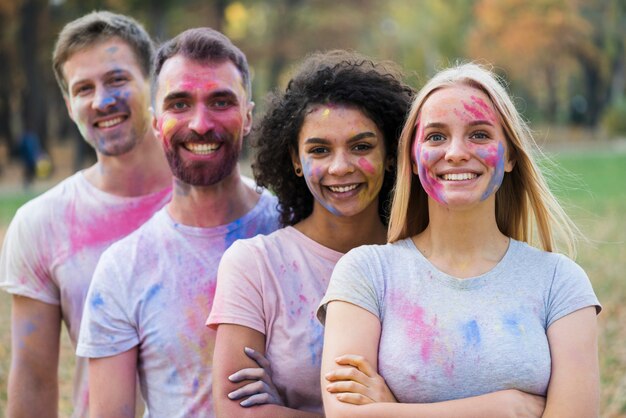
[212, 98, 235, 109]
[73, 84, 93, 97]
[308, 146, 329, 155]
[167, 101, 189, 112]
[470, 131, 490, 141]
[109, 76, 128, 87]
[426, 133, 446, 143]
[353, 143, 373, 152]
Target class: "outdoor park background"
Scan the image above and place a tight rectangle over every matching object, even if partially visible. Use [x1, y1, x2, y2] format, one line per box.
[0, 0, 625, 416]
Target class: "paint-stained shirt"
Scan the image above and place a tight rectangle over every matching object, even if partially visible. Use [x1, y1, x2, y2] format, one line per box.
[207, 226, 343, 414]
[0, 172, 171, 418]
[77, 191, 279, 418]
[318, 238, 601, 403]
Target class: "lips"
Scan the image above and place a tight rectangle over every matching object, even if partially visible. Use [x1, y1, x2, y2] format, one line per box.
[94, 115, 127, 129]
[182, 142, 221, 155]
[327, 184, 359, 193]
[440, 172, 479, 181]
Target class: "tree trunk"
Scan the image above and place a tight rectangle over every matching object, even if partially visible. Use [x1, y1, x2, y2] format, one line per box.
[19, 0, 49, 152]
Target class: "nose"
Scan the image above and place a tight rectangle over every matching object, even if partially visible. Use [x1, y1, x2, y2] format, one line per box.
[445, 136, 470, 163]
[92, 87, 117, 112]
[188, 106, 214, 135]
[327, 151, 355, 176]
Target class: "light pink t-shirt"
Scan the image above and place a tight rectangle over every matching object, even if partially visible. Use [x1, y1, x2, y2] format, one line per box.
[208, 226, 343, 414]
[0, 172, 171, 417]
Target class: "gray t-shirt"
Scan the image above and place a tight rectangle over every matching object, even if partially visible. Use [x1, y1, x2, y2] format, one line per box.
[318, 238, 600, 403]
[77, 191, 279, 418]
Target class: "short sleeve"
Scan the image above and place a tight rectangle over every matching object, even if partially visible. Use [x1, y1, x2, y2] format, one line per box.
[546, 255, 601, 328]
[0, 206, 59, 304]
[317, 246, 381, 325]
[76, 249, 138, 358]
[206, 239, 267, 334]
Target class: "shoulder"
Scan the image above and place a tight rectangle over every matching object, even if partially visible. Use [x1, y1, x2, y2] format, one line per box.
[342, 238, 412, 265]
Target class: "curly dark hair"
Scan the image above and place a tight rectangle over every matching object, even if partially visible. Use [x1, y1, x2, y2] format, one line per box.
[252, 50, 414, 227]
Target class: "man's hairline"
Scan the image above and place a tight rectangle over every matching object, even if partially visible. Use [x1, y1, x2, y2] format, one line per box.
[153, 53, 252, 106]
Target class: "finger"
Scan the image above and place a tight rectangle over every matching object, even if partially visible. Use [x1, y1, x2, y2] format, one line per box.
[227, 380, 267, 400]
[334, 354, 375, 377]
[228, 367, 266, 383]
[244, 346, 271, 370]
[335, 392, 373, 405]
[240, 392, 277, 407]
[325, 367, 367, 383]
[326, 380, 369, 395]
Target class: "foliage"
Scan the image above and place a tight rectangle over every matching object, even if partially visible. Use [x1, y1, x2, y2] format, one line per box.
[601, 99, 626, 137]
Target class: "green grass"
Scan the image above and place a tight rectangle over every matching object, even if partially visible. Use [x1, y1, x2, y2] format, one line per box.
[0, 151, 625, 417]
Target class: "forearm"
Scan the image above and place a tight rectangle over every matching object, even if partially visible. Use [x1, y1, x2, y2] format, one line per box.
[7, 367, 58, 418]
[219, 403, 322, 418]
[326, 390, 540, 418]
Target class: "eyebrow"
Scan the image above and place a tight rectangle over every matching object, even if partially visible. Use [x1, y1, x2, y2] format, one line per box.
[303, 131, 377, 145]
[424, 120, 494, 129]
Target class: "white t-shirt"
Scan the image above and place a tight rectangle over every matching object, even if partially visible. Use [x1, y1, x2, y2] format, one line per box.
[207, 226, 343, 414]
[0, 172, 171, 417]
[77, 190, 279, 418]
[319, 238, 601, 403]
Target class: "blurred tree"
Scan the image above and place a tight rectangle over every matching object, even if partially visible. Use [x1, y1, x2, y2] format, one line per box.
[468, 0, 625, 126]
[380, 0, 475, 85]
[19, 0, 50, 152]
[0, 2, 19, 159]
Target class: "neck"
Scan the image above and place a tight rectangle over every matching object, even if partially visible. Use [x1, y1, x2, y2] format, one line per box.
[413, 197, 509, 278]
[295, 200, 387, 254]
[167, 165, 260, 228]
[83, 132, 171, 197]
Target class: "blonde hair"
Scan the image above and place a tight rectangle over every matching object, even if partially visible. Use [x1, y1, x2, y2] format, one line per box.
[388, 62, 581, 257]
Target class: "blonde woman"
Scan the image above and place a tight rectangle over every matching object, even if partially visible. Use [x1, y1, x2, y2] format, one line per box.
[319, 63, 601, 418]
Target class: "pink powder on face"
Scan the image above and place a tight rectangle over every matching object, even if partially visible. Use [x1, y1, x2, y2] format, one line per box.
[358, 157, 376, 174]
[471, 96, 497, 123]
[477, 145, 499, 167]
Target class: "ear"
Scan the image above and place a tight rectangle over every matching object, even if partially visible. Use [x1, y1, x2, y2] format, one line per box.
[504, 156, 516, 173]
[243, 101, 254, 136]
[290, 148, 303, 177]
[64, 95, 75, 121]
[150, 107, 160, 141]
[385, 155, 395, 172]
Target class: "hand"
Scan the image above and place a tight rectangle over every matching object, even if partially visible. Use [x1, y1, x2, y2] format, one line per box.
[502, 389, 546, 418]
[226, 346, 285, 408]
[324, 354, 397, 405]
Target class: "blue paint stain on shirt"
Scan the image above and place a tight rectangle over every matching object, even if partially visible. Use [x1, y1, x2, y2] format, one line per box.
[167, 369, 179, 385]
[91, 292, 105, 308]
[192, 377, 200, 395]
[145, 283, 163, 303]
[503, 314, 523, 336]
[462, 319, 481, 347]
[225, 218, 245, 248]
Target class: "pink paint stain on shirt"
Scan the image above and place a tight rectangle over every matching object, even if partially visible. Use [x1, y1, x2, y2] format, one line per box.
[66, 188, 170, 253]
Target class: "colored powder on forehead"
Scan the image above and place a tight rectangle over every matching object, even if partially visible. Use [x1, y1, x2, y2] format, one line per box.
[322, 108, 331, 118]
[462, 100, 490, 121]
[471, 96, 497, 123]
[106, 46, 119, 54]
[358, 157, 376, 174]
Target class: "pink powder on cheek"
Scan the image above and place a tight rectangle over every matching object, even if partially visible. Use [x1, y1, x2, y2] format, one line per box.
[477, 145, 499, 167]
[358, 157, 376, 174]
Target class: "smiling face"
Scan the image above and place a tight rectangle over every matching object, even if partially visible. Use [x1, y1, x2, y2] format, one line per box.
[294, 105, 387, 219]
[152, 56, 252, 186]
[411, 84, 514, 207]
[63, 37, 151, 157]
